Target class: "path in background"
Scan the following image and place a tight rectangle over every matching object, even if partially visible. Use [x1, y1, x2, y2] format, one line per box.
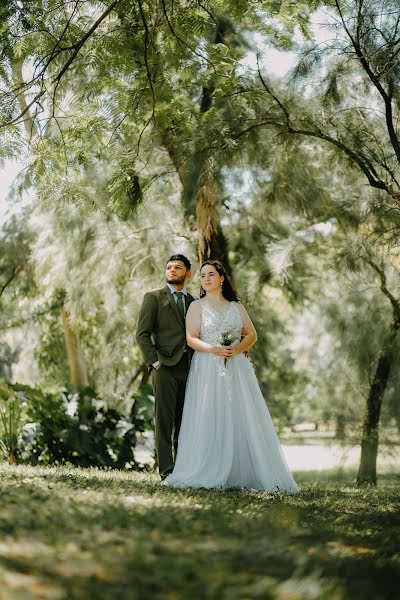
[134, 437, 400, 473]
[282, 443, 399, 472]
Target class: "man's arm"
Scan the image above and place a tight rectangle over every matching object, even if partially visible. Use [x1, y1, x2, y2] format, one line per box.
[136, 292, 159, 367]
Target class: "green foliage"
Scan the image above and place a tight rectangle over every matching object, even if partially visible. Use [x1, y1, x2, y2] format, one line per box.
[0, 341, 19, 382]
[11, 384, 154, 470]
[33, 297, 70, 387]
[0, 379, 25, 463]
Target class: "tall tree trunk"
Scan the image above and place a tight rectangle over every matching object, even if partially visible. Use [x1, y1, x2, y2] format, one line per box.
[357, 318, 400, 485]
[335, 414, 346, 441]
[11, 58, 38, 139]
[61, 306, 89, 390]
[196, 184, 230, 270]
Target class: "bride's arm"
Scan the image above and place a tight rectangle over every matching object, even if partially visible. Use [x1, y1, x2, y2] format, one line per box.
[186, 301, 232, 357]
[227, 303, 257, 358]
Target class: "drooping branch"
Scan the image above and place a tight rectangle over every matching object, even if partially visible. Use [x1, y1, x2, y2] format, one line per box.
[363, 256, 400, 324]
[159, 0, 219, 73]
[53, 0, 121, 86]
[209, 111, 397, 199]
[257, 56, 290, 125]
[287, 125, 394, 196]
[334, 0, 400, 163]
[38, 0, 81, 82]
[0, 0, 121, 131]
[0, 90, 45, 131]
[234, 66, 400, 202]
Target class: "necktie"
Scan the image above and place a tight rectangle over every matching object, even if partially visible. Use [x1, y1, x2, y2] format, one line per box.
[175, 291, 185, 318]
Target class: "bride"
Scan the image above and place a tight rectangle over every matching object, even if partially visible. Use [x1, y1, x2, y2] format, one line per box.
[162, 260, 299, 493]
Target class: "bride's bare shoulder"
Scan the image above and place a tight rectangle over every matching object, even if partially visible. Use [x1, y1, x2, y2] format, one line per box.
[237, 302, 250, 318]
[187, 299, 202, 313]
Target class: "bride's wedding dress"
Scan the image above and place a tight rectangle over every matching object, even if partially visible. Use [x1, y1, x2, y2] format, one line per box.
[162, 299, 299, 493]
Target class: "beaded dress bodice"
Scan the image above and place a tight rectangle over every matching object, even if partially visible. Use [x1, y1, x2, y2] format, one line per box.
[199, 299, 243, 345]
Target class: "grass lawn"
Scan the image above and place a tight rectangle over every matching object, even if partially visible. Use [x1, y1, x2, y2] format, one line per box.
[0, 465, 399, 600]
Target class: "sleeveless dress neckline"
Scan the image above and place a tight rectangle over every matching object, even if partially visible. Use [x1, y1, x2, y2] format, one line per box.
[200, 298, 235, 314]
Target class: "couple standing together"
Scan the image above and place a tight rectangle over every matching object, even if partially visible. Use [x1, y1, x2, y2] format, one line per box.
[136, 255, 298, 493]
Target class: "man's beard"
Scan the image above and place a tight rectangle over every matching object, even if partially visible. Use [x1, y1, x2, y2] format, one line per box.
[167, 276, 186, 285]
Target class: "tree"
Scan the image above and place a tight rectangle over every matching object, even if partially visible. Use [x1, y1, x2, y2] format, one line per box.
[211, 0, 400, 484]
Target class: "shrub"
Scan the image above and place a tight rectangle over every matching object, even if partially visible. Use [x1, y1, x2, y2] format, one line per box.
[11, 384, 154, 469]
[0, 379, 26, 464]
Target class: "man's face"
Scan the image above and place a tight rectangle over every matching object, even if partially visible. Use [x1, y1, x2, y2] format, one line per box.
[166, 260, 191, 285]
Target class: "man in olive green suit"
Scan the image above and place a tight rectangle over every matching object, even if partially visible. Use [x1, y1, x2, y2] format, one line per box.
[136, 255, 195, 480]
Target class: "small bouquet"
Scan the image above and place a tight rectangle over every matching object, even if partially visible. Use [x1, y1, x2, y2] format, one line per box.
[220, 331, 239, 367]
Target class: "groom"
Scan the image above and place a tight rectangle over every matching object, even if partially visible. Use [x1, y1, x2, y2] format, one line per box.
[136, 254, 195, 480]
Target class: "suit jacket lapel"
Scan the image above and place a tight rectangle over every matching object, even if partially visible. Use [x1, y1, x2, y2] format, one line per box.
[164, 286, 185, 329]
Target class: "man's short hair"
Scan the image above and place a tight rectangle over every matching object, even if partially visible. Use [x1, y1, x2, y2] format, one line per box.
[167, 254, 191, 271]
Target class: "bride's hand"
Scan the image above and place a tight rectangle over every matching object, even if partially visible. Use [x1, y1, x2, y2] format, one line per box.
[212, 345, 233, 357]
[225, 346, 240, 359]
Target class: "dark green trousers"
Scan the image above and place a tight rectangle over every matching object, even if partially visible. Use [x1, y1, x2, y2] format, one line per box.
[151, 354, 189, 479]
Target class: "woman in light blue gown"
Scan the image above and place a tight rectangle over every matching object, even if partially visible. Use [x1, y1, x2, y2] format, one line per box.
[162, 260, 299, 493]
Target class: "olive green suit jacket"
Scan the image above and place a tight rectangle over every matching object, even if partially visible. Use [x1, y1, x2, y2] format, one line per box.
[136, 286, 195, 368]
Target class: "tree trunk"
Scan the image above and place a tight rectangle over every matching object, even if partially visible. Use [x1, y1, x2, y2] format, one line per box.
[357, 321, 399, 485]
[7, 451, 17, 465]
[11, 58, 38, 139]
[335, 414, 346, 441]
[196, 184, 230, 270]
[61, 306, 89, 390]
[394, 412, 400, 435]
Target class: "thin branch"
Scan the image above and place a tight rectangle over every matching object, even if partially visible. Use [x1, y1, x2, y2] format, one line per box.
[289, 124, 395, 196]
[53, 0, 121, 86]
[231, 119, 279, 143]
[133, 0, 156, 156]
[253, 68, 400, 201]
[159, 0, 219, 73]
[137, 0, 155, 119]
[42, 0, 81, 76]
[0, 90, 45, 130]
[334, 0, 400, 163]
[257, 55, 290, 125]
[197, 2, 218, 26]
[364, 256, 400, 323]
[1, 1, 120, 131]
[0, 264, 25, 299]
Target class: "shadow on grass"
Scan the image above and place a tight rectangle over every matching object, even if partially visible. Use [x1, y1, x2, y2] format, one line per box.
[0, 464, 399, 599]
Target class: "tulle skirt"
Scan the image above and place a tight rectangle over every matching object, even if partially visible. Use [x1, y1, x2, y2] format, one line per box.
[162, 351, 299, 493]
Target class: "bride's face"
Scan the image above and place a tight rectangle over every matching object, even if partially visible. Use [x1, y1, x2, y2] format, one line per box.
[200, 265, 224, 293]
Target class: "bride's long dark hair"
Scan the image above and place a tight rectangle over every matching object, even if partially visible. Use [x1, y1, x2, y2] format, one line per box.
[200, 260, 239, 302]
